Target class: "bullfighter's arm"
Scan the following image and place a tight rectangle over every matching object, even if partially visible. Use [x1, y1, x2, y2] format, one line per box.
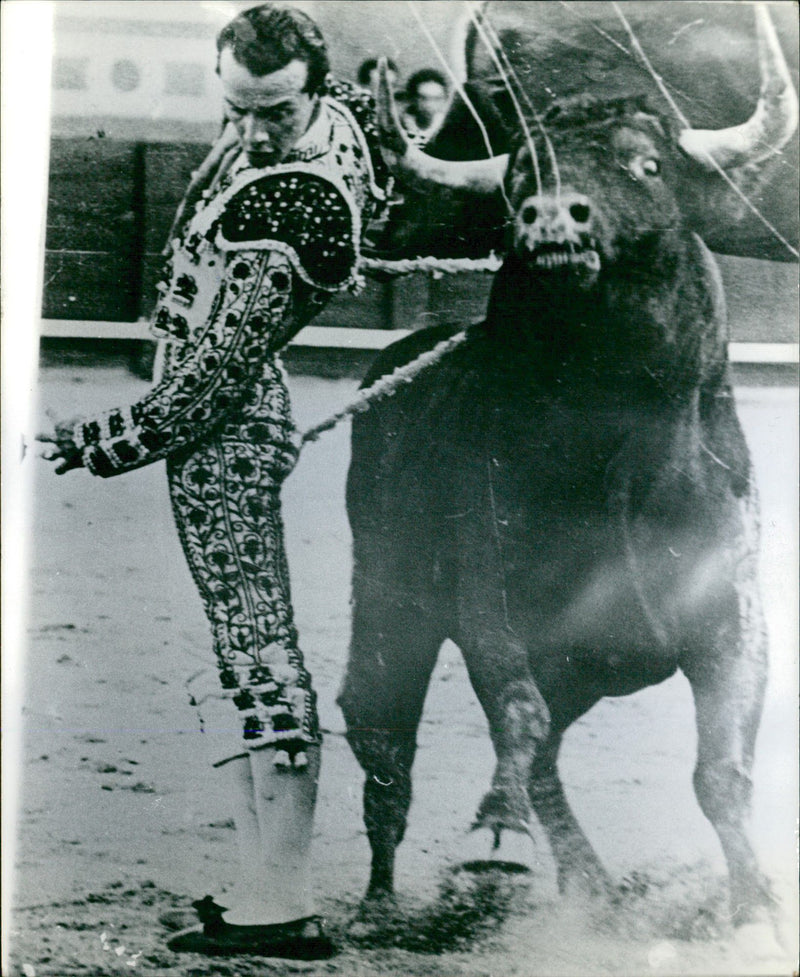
[69, 250, 328, 477]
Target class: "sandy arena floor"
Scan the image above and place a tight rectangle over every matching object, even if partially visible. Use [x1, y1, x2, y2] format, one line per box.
[4, 364, 798, 977]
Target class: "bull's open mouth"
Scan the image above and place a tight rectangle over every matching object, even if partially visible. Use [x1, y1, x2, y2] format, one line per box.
[529, 243, 601, 272]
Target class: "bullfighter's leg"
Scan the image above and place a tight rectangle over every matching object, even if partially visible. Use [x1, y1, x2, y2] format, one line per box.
[526, 734, 614, 898]
[680, 592, 773, 929]
[213, 745, 320, 925]
[166, 402, 324, 935]
[338, 548, 447, 903]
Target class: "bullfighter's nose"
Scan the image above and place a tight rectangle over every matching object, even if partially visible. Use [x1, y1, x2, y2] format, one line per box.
[515, 192, 593, 250]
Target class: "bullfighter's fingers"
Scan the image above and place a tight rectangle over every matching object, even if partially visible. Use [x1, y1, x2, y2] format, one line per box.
[54, 452, 83, 475]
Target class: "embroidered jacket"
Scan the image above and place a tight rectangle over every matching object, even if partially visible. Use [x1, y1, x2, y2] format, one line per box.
[73, 82, 387, 477]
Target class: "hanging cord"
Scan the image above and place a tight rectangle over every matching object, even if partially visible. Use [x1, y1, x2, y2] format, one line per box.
[472, 4, 562, 199]
[292, 250, 502, 453]
[462, 1, 542, 193]
[296, 328, 470, 448]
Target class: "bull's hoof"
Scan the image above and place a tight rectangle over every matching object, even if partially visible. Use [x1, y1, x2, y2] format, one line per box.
[459, 859, 531, 876]
[347, 892, 398, 940]
[458, 824, 537, 877]
[472, 786, 532, 835]
[732, 909, 785, 964]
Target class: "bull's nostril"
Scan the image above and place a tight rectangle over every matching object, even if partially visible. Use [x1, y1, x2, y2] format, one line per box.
[570, 203, 591, 224]
[521, 205, 538, 224]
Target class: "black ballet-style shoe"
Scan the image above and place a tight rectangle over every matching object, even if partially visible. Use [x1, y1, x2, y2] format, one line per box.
[166, 913, 335, 958]
[158, 894, 227, 931]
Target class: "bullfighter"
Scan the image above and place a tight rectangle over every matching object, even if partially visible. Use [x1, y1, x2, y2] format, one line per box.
[38, 2, 387, 958]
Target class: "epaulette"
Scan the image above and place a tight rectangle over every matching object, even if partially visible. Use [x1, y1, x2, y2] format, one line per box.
[215, 169, 359, 291]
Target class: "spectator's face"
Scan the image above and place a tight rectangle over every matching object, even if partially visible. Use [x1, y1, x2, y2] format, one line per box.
[219, 48, 318, 167]
[411, 81, 447, 126]
[367, 66, 397, 94]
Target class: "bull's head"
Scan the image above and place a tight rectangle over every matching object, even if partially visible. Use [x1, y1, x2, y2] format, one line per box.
[500, 98, 679, 289]
[376, 3, 797, 265]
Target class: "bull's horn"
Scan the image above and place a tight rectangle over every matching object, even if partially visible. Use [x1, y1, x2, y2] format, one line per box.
[679, 3, 798, 170]
[374, 56, 508, 194]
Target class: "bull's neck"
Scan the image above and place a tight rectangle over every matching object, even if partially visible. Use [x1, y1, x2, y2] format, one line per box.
[482, 246, 723, 398]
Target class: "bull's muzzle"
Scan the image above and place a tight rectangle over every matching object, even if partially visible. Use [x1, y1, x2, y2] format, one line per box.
[514, 193, 601, 275]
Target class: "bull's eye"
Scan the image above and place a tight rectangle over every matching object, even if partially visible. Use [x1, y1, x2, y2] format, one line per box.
[630, 156, 661, 179]
[570, 203, 591, 224]
[521, 205, 538, 224]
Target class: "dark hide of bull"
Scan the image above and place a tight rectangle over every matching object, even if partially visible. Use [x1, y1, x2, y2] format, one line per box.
[339, 96, 772, 929]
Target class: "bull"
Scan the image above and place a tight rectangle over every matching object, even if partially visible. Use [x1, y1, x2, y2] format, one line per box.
[338, 3, 797, 937]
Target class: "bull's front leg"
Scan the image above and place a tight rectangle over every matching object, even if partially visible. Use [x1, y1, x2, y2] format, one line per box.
[527, 735, 614, 899]
[339, 542, 446, 909]
[455, 568, 613, 901]
[456, 620, 548, 837]
[454, 481, 550, 838]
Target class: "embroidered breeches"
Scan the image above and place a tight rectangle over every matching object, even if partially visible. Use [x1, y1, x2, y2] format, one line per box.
[166, 361, 320, 764]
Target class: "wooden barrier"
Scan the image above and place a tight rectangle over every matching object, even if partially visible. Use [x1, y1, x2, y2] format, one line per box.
[38, 320, 799, 364]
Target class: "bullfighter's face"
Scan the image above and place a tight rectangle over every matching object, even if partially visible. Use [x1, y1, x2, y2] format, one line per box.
[219, 49, 319, 168]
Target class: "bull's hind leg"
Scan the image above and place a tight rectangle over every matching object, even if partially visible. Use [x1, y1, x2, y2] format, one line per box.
[678, 488, 776, 932]
[680, 605, 773, 929]
[338, 558, 446, 905]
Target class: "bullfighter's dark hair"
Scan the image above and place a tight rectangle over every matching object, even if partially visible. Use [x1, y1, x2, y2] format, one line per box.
[216, 3, 330, 94]
[406, 67, 448, 98]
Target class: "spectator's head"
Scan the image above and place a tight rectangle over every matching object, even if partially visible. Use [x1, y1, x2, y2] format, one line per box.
[405, 68, 448, 127]
[216, 4, 330, 168]
[357, 57, 399, 94]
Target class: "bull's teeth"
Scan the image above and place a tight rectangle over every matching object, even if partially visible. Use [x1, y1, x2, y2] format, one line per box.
[534, 249, 599, 270]
[576, 250, 600, 270]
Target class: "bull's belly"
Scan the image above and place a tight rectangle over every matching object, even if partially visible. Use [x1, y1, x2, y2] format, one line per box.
[452, 518, 740, 698]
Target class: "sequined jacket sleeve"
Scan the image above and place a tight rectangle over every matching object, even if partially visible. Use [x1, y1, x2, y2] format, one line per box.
[72, 94, 382, 479]
[73, 252, 324, 477]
